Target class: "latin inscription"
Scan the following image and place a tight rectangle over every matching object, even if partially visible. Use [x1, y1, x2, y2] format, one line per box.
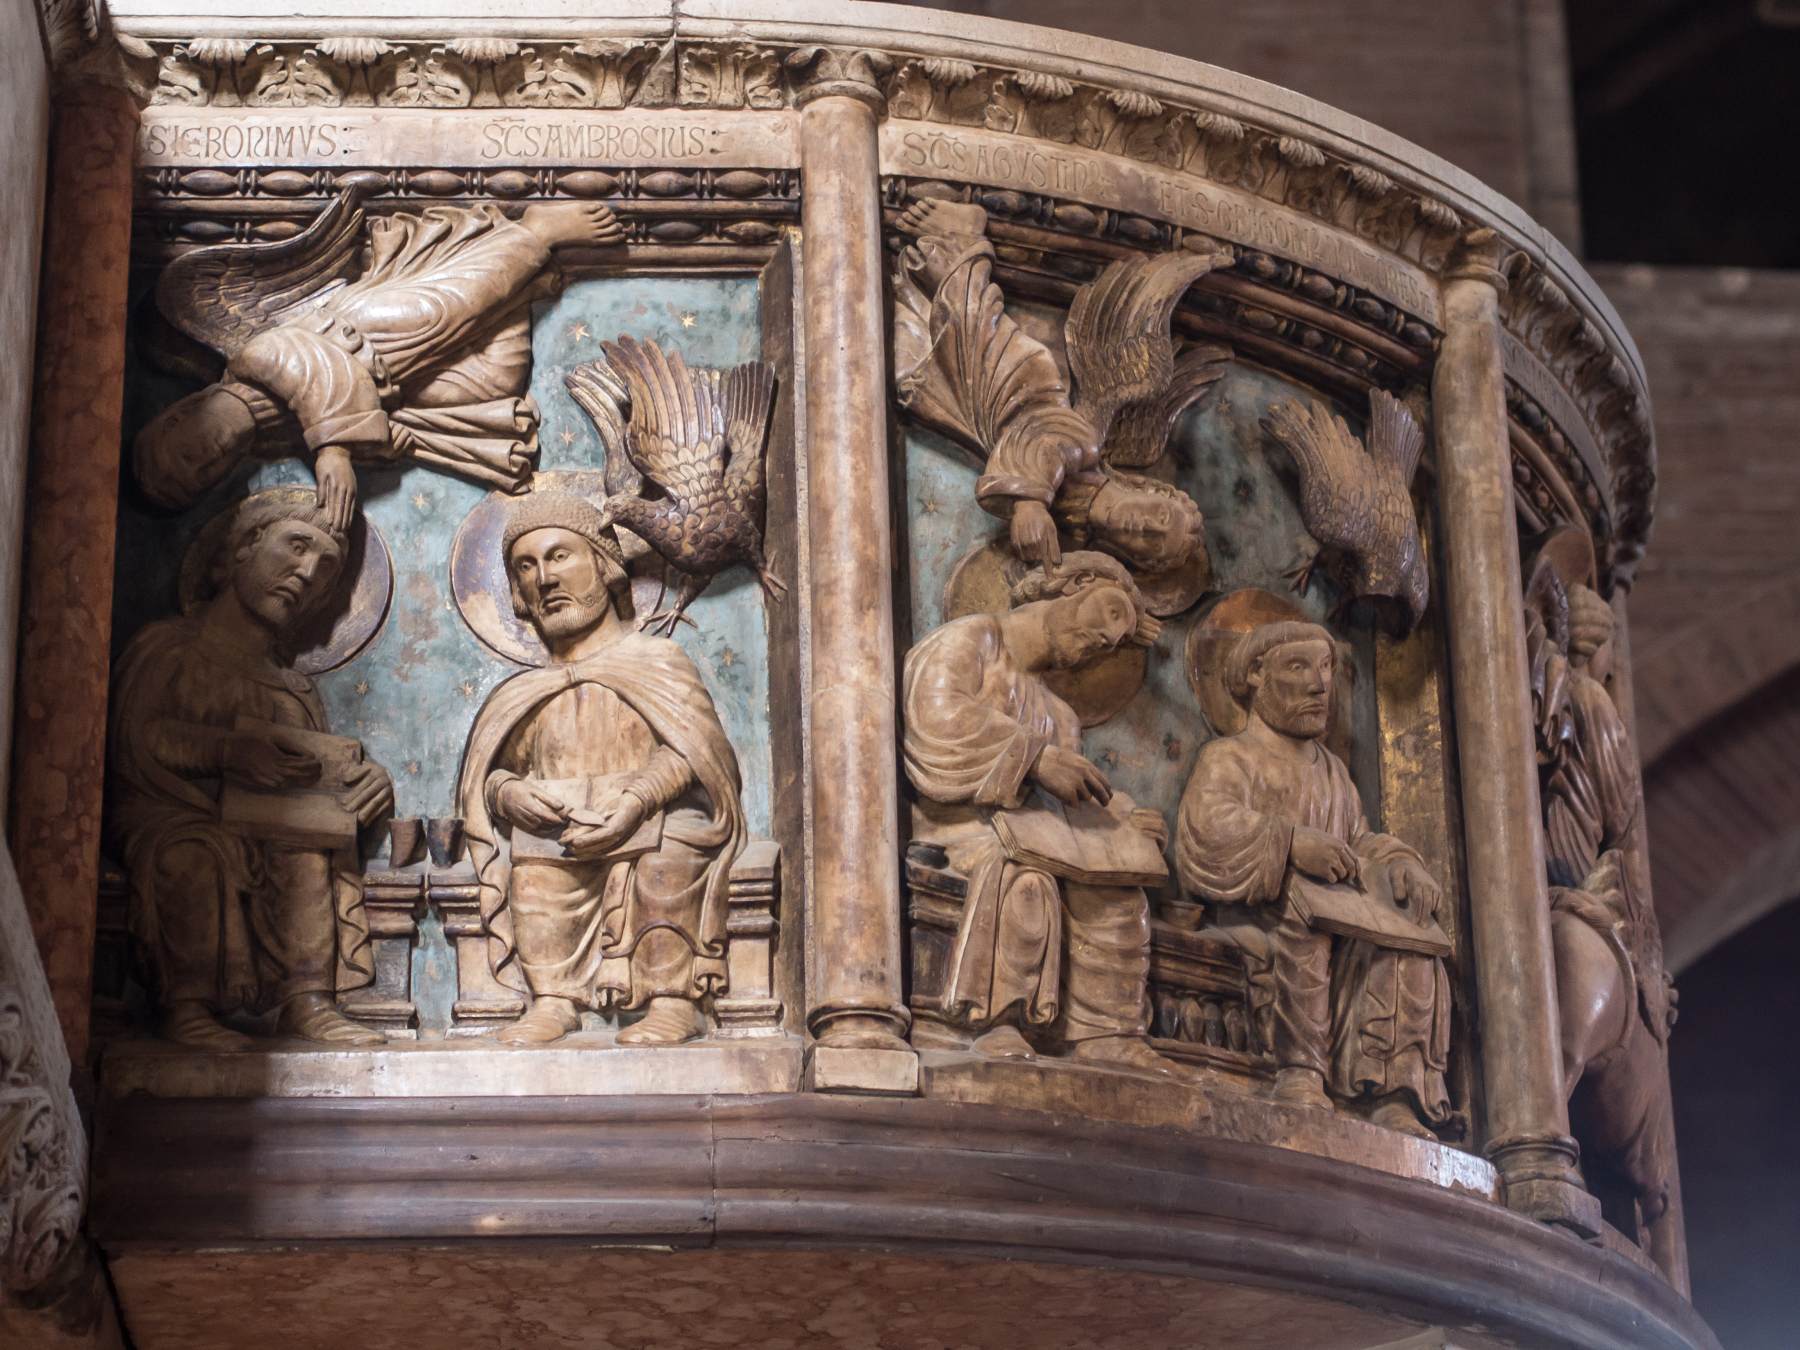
[886, 125, 1441, 323]
[141, 119, 357, 162]
[479, 119, 721, 161]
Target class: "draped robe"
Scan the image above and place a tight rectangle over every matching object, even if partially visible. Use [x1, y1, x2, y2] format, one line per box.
[1175, 729, 1450, 1122]
[902, 613, 1151, 1042]
[107, 616, 373, 1012]
[219, 205, 558, 491]
[457, 632, 744, 1009]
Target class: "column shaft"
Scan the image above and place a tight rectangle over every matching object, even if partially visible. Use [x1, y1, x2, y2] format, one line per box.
[796, 89, 915, 1091]
[9, 83, 140, 1062]
[1431, 230, 1597, 1234]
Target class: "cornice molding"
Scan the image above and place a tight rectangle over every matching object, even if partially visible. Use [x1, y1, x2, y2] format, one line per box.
[103, 3, 1654, 585]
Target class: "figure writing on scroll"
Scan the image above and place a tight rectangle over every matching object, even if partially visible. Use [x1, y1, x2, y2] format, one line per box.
[1174, 619, 1452, 1136]
[456, 492, 746, 1048]
[136, 189, 625, 532]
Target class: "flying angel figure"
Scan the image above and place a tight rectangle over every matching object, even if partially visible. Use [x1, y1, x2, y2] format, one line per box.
[1260, 389, 1430, 634]
[136, 186, 624, 530]
[892, 198, 1227, 597]
[563, 336, 780, 635]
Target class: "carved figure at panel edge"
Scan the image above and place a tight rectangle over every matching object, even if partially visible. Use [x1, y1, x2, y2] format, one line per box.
[456, 492, 746, 1046]
[1525, 528, 1678, 1244]
[1259, 389, 1430, 634]
[893, 198, 1226, 610]
[107, 492, 396, 1050]
[902, 551, 1187, 1076]
[137, 187, 626, 531]
[563, 336, 781, 635]
[1175, 619, 1453, 1136]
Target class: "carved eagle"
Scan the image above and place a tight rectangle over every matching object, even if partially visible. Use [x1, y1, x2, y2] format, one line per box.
[1260, 389, 1430, 633]
[564, 336, 780, 635]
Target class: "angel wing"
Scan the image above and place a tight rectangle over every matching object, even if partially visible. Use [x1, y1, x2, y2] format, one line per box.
[892, 240, 1095, 464]
[154, 186, 371, 358]
[1366, 389, 1425, 490]
[600, 335, 727, 503]
[1102, 341, 1231, 467]
[563, 356, 642, 500]
[1064, 248, 1229, 451]
[722, 360, 777, 521]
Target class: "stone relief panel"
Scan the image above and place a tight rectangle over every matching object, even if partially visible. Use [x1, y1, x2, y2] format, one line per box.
[892, 217, 1458, 1131]
[103, 224, 789, 1051]
[1525, 526, 1679, 1252]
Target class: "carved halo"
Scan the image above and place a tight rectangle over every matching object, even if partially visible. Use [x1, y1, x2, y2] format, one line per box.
[942, 536, 1147, 728]
[1185, 586, 1357, 764]
[178, 486, 392, 675]
[450, 470, 665, 668]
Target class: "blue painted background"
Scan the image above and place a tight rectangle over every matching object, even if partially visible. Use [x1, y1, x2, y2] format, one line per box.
[901, 359, 1385, 845]
[114, 274, 775, 841]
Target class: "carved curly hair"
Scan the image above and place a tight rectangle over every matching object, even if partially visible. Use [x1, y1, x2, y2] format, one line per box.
[1007, 549, 1158, 647]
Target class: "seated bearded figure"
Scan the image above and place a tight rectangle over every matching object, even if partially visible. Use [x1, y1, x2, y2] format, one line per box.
[1175, 621, 1453, 1136]
[107, 494, 396, 1050]
[901, 551, 1184, 1076]
[457, 493, 746, 1047]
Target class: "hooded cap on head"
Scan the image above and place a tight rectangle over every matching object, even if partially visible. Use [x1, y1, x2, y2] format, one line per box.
[1225, 619, 1334, 706]
[502, 491, 630, 594]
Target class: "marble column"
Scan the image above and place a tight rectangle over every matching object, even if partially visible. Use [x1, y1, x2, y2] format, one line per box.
[790, 49, 917, 1094]
[1431, 229, 1598, 1236]
[8, 79, 141, 1062]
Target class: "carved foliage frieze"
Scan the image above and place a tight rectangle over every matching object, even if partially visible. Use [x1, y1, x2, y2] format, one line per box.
[0, 993, 82, 1295]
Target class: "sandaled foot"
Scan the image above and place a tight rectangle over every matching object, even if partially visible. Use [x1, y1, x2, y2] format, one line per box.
[521, 201, 625, 250]
[616, 997, 704, 1046]
[1370, 1095, 1436, 1139]
[897, 198, 989, 240]
[161, 1002, 256, 1052]
[1069, 1035, 1181, 1077]
[1271, 1066, 1332, 1109]
[972, 1024, 1037, 1060]
[495, 997, 583, 1047]
[278, 993, 386, 1046]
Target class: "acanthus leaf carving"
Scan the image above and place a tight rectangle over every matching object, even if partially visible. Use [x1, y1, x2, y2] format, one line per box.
[679, 43, 784, 110]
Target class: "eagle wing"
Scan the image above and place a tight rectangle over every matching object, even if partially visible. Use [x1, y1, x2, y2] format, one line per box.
[1065, 247, 1230, 451]
[722, 360, 777, 523]
[563, 356, 642, 500]
[1366, 388, 1425, 492]
[154, 186, 370, 358]
[1261, 397, 1375, 555]
[1103, 341, 1232, 467]
[601, 335, 727, 507]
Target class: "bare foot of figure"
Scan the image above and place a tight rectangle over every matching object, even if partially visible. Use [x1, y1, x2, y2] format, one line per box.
[896, 197, 990, 241]
[1369, 1094, 1437, 1139]
[1069, 1034, 1182, 1077]
[495, 996, 583, 1046]
[1271, 1065, 1333, 1109]
[278, 992, 386, 1046]
[162, 1001, 256, 1052]
[616, 997, 704, 1046]
[972, 1024, 1037, 1060]
[521, 201, 627, 251]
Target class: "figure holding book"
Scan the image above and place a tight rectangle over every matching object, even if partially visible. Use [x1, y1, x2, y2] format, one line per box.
[901, 551, 1182, 1075]
[107, 492, 394, 1050]
[1174, 619, 1452, 1135]
[456, 492, 746, 1047]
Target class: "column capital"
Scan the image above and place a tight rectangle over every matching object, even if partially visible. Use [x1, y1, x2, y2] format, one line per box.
[785, 46, 893, 112]
[1444, 227, 1516, 294]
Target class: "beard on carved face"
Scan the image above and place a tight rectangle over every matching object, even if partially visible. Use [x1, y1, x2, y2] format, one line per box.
[232, 520, 343, 636]
[1247, 639, 1335, 741]
[522, 572, 611, 643]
